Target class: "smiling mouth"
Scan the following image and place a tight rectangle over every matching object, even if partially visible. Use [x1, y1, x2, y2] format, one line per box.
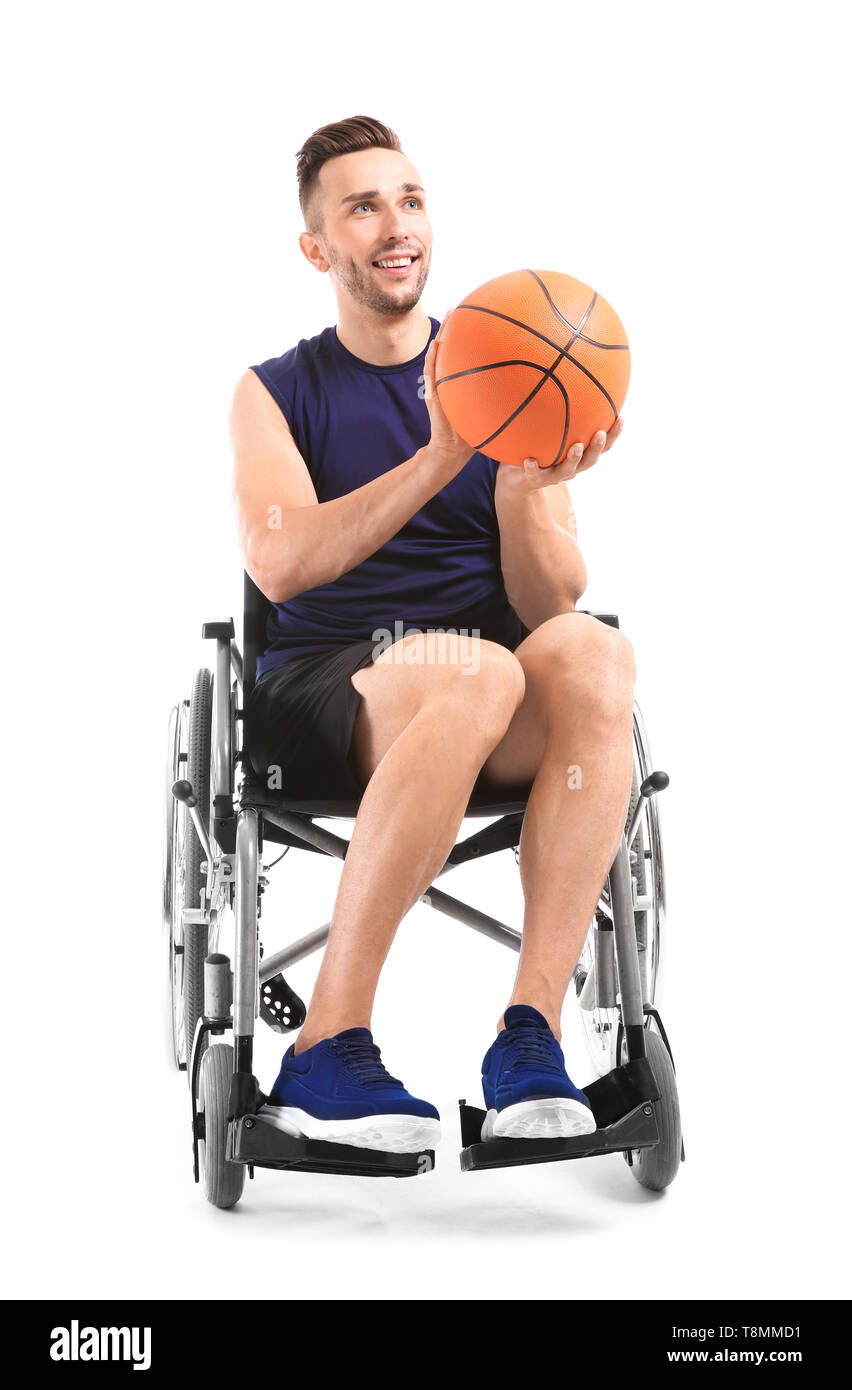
[372, 254, 420, 276]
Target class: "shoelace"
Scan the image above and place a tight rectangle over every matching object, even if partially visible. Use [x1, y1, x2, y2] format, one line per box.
[503, 1022, 562, 1073]
[328, 1037, 402, 1088]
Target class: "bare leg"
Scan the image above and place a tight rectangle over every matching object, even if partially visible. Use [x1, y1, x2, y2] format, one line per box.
[294, 635, 525, 1052]
[475, 614, 637, 1040]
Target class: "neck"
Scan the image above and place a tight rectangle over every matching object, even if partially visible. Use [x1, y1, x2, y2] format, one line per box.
[334, 303, 432, 366]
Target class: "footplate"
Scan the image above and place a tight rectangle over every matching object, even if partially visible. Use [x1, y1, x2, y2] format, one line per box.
[228, 1114, 435, 1179]
[459, 1057, 661, 1173]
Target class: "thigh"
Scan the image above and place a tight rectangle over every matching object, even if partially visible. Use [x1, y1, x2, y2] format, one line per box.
[349, 630, 521, 787]
[476, 612, 627, 792]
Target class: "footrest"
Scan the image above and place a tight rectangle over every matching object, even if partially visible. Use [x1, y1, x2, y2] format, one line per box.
[228, 1114, 434, 1179]
[459, 1058, 662, 1173]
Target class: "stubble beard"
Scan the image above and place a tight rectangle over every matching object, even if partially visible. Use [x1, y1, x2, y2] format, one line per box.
[325, 241, 429, 317]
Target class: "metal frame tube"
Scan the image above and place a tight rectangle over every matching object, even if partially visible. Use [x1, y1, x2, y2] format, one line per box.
[186, 801, 214, 871]
[418, 885, 522, 951]
[233, 809, 259, 1037]
[262, 808, 349, 860]
[230, 640, 243, 685]
[260, 925, 332, 980]
[626, 793, 647, 851]
[608, 834, 646, 1051]
[212, 636, 232, 803]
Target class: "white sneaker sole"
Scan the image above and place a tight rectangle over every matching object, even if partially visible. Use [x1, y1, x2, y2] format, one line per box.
[257, 1104, 441, 1154]
[482, 1096, 597, 1141]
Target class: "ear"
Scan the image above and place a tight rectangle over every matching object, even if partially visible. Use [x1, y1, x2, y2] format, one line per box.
[298, 231, 329, 273]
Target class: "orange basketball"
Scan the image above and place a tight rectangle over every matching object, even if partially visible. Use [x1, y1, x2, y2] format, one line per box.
[434, 269, 630, 468]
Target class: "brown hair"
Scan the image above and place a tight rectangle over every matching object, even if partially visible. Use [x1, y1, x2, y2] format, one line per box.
[296, 115, 402, 232]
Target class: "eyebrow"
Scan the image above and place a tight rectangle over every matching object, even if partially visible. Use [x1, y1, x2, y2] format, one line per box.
[339, 182, 424, 207]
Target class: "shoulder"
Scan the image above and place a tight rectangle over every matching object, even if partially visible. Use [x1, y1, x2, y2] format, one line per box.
[240, 327, 332, 435]
[251, 327, 333, 388]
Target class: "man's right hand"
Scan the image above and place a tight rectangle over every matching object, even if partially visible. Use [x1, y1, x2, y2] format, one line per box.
[422, 336, 475, 474]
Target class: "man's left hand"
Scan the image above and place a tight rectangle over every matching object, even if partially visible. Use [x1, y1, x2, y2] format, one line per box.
[496, 415, 624, 493]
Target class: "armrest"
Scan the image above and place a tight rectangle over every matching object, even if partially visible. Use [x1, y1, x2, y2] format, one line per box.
[202, 619, 236, 640]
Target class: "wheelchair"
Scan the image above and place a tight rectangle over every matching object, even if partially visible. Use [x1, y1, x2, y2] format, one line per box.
[162, 574, 683, 1208]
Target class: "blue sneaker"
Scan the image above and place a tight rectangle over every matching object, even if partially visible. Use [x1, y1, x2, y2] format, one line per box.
[259, 1027, 440, 1153]
[480, 1004, 597, 1140]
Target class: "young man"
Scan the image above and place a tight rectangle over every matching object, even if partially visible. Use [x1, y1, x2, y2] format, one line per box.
[230, 115, 634, 1154]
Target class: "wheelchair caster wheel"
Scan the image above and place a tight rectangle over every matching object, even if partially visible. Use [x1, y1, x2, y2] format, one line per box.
[623, 1029, 682, 1191]
[197, 1044, 245, 1209]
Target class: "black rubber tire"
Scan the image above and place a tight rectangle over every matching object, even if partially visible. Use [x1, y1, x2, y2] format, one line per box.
[625, 1029, 682, 1192]
[197, 1044, 245, 1210]
[184, 668, 212, 1082]
[162, 703, 185, 1071]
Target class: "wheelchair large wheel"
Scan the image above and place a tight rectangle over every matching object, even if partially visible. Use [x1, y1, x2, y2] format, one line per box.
[197, 1043, 245, 1209]
[183, 667, 213, 1081]
[622, 1027, 682, 1191]
[162, 700, 188, 1070]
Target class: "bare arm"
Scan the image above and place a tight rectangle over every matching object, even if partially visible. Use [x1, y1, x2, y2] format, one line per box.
[230, 338, 473, 603]
[493, 418, 624, 630]
[495, 476, 588, 628]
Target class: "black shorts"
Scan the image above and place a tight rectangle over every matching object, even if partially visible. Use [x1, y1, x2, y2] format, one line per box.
[243, 640, 380, 802]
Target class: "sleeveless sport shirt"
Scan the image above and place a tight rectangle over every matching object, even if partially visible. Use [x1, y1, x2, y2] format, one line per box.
[250, 315, 523, 678]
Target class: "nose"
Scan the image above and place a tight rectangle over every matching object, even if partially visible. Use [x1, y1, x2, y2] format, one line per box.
[378, 205, 411, 244]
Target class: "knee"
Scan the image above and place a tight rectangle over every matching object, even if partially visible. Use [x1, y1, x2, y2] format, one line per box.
[475, 641, 527, 719]
[534, 613, 636, 724]
[429, 638, 525, 736]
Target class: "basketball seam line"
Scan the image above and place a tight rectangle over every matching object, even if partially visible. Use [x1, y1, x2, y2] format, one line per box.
[438, 284, 620, 465]
[524, 284, 600, 464]
[435, 357, 572, 464]
[449, 299, 624, 436]
[524, 270, 629, 351]
[476, 362, 572, 464]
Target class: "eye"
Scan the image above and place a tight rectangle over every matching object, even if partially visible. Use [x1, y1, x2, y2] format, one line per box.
[404, 198, 421, 209]
[353, 202, 373, 213]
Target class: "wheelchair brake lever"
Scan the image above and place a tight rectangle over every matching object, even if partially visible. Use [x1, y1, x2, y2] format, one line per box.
[626, 770, 669, 851]
[172, 779, 215, 867]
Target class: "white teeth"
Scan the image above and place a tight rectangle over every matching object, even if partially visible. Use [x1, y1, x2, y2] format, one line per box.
[376, 257, 413, 268]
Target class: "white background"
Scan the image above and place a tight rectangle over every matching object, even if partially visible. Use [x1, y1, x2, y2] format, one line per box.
[2, 0, 850, 1302]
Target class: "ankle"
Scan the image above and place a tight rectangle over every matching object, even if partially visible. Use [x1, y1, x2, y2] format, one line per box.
[293, 1016, 372, 1056]
[498, 1000, 562, 1041]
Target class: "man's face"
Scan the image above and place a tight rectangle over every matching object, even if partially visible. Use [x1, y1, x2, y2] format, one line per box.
[304, 147, 432, 316]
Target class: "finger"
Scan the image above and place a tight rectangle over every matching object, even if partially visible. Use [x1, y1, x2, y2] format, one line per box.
[524, 456, 577, 484]
[549, 440, 586, 477]
[601, 415, 624, 453]
[570, 432, 606, 474]
[522, 457, 553, 484]
[586, 429, 608, 459]
[561, 430, 605, 472]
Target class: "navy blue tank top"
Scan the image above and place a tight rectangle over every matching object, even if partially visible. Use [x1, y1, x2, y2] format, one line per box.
[250, 315, 523, 677]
